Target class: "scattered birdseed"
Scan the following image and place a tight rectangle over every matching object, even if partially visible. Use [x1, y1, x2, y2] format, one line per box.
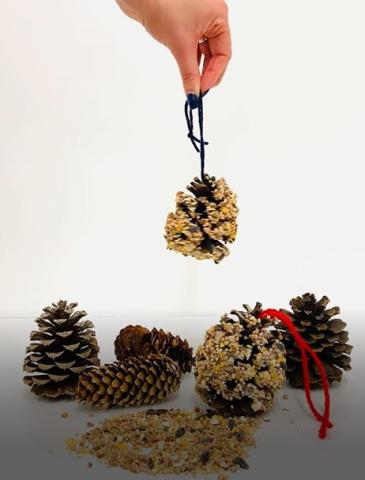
[66, 409, 258, 475]
[66, 438, 78, 451]
[61, 412, 69, 419]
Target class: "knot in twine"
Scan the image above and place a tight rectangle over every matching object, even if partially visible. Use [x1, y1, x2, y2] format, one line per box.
[185, 91, 209, 181]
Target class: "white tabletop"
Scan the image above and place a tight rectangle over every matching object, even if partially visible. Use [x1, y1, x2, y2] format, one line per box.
[1, 314, 363, 480]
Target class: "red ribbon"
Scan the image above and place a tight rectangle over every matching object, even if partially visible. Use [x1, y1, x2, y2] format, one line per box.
[259, 309, 333, 439]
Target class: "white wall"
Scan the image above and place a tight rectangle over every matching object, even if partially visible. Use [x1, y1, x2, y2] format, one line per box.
[1, 0, 364, 317]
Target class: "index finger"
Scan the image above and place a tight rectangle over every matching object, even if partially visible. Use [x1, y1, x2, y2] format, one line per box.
[201, 28, 231, 92]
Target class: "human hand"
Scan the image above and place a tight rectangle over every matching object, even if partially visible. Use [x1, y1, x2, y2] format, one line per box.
[116, 0, 231, 107]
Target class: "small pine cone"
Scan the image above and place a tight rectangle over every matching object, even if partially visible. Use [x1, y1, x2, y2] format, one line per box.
[195, 309, 286, 416]
[114, 326, 193, 374]
[76, 354, 181, 408]
[114, 325, 150, 362]
[280, 293, 353, 388]
[23, 300, 100, 399]
[165, 174, 238, 263]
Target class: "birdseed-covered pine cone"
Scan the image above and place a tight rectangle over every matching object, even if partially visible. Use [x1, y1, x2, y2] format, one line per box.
[23, 300, 100, 399]
[76, 354, 181, 408]
[114, 325, 193, 374]
[280, 293, 353, 388]
[195, 307, 286, 416]
[165, 174, 238, 263]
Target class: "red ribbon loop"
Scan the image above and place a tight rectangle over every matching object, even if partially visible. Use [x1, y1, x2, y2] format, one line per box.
[259, 309, 333, 439]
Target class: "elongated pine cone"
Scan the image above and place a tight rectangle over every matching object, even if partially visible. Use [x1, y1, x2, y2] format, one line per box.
[23, 300, 100, 399]
[76, 354, 182, 408]
[195, 308, 286, 416]
[114, 325, 193, 373]
[280, 293, 353, 388]
[165, 175, 238, 263]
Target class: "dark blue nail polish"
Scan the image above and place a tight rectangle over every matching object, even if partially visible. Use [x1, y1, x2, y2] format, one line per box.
[186, 93, 199, 110]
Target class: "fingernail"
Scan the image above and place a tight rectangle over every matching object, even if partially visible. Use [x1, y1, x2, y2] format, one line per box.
[186, 93, 199, 110]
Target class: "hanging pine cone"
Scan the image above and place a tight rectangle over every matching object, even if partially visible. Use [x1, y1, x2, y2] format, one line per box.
[280, 293, 352, 388]
[114, 325, 193, 374]
[165, 174, 238, 263]
[76, 354, 181, 408]
[23, 300, 100, 399]
[195, 308, 286, 416]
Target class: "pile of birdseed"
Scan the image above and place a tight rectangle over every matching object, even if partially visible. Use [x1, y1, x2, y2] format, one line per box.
[66, 408, 258, 475]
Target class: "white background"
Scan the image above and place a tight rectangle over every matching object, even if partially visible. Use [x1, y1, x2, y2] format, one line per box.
[0, 4, 364, 477]
[1, 0, 365, 317]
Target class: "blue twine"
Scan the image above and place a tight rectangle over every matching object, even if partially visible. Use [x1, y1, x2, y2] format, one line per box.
[184, 91, 209, 181]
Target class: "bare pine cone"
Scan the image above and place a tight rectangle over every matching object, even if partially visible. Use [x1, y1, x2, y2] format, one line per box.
[23, 300, 100, 399]
[165, 175, 238, 263]
[280, 293, 353, 388]
[76, 354, 181, 408]
[114, 325, 150, 359]
[114, 325, 193, 374]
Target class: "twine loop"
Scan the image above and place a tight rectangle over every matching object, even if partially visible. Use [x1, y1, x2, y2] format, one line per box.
[184, 91, 209, 181]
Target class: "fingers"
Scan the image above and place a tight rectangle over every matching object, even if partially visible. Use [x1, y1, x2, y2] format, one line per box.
[201, 27, 231, 92]
[199, 41, 212, 75]
[170, 5, 232, 96]
[172, 41, 201, 96]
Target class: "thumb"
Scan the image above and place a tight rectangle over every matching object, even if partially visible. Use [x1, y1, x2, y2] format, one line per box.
[172, 42, 201, 100]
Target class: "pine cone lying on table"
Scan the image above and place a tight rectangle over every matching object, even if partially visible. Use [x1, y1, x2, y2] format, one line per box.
[76, 354, 181, 408]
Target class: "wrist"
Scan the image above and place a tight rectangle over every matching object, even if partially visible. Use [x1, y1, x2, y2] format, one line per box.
[115, 0, 154, 23]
